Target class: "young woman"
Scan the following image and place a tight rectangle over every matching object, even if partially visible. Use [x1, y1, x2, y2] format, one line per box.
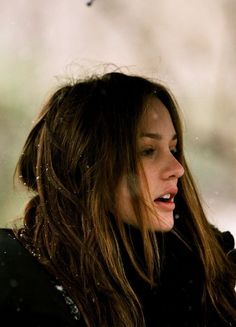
[0, 71, 235, 326]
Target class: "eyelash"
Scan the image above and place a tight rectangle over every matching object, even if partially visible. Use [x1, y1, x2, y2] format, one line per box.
[171, 147, 178, 157]
[141, 148, 155, 157]
[140, 147, 178, 157]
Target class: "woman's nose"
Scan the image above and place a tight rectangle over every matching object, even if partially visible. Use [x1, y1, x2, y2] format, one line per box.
[162, 155, 185, 180]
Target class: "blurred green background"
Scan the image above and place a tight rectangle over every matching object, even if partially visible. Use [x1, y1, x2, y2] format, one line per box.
[0, 0, 235, 239]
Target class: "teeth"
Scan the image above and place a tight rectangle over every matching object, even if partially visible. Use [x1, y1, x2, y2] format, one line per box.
[161, 193, 171, 199]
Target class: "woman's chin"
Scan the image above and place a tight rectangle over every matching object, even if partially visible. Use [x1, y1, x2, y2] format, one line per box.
[149, 213, 174, 232]
[119, 212, 174, 232]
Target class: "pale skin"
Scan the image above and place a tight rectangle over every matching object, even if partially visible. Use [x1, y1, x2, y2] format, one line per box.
[116, 96, 185, 231]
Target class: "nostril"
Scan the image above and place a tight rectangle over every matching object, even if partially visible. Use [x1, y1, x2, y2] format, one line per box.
[173, 159, 185, 178]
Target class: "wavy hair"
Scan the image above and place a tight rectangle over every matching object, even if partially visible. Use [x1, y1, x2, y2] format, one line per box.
[14, 71, 235, 326]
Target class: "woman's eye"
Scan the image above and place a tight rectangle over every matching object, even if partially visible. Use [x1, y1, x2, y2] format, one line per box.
[171, 147, 178, 157]
[141, 148, 155, 157]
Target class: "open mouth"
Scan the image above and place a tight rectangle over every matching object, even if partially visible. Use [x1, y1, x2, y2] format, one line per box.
[154, 193, 174, 203]
[154, 193, 176, 211]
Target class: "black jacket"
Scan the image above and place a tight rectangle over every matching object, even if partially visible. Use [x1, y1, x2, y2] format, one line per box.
[0, 228, 80, 326]
[122, 225, 236, 327]
[0, 227, 235, 326]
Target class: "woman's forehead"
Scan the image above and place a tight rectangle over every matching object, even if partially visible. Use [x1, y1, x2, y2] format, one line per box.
[140, 97, 175, 132]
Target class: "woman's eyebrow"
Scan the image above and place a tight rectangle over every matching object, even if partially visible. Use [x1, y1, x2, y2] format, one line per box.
[140, 132, 177, 141]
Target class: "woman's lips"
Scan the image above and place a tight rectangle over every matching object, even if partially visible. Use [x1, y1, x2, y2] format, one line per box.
[154, 189, 177, 211]
[154, 198, 175, 211]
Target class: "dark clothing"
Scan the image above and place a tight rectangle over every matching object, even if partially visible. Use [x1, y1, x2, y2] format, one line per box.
[0, 227, 235, 326]
[0, 228, 79, 326]
[122, 225, 236, 327]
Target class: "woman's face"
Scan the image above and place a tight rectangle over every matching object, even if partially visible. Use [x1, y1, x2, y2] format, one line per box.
[116, 96, 185, 231]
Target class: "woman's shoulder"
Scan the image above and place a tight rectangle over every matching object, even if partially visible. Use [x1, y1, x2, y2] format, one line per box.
[212, 225, 234, 250]
[0, 227, 28, 256]
[0, 228, 81, 326]
[0, 227, 45, 279]
[0, 228, 30, 276]
[211, 225, 236, 262]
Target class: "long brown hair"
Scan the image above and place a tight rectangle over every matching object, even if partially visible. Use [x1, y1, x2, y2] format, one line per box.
[14, 71, 235, 326]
